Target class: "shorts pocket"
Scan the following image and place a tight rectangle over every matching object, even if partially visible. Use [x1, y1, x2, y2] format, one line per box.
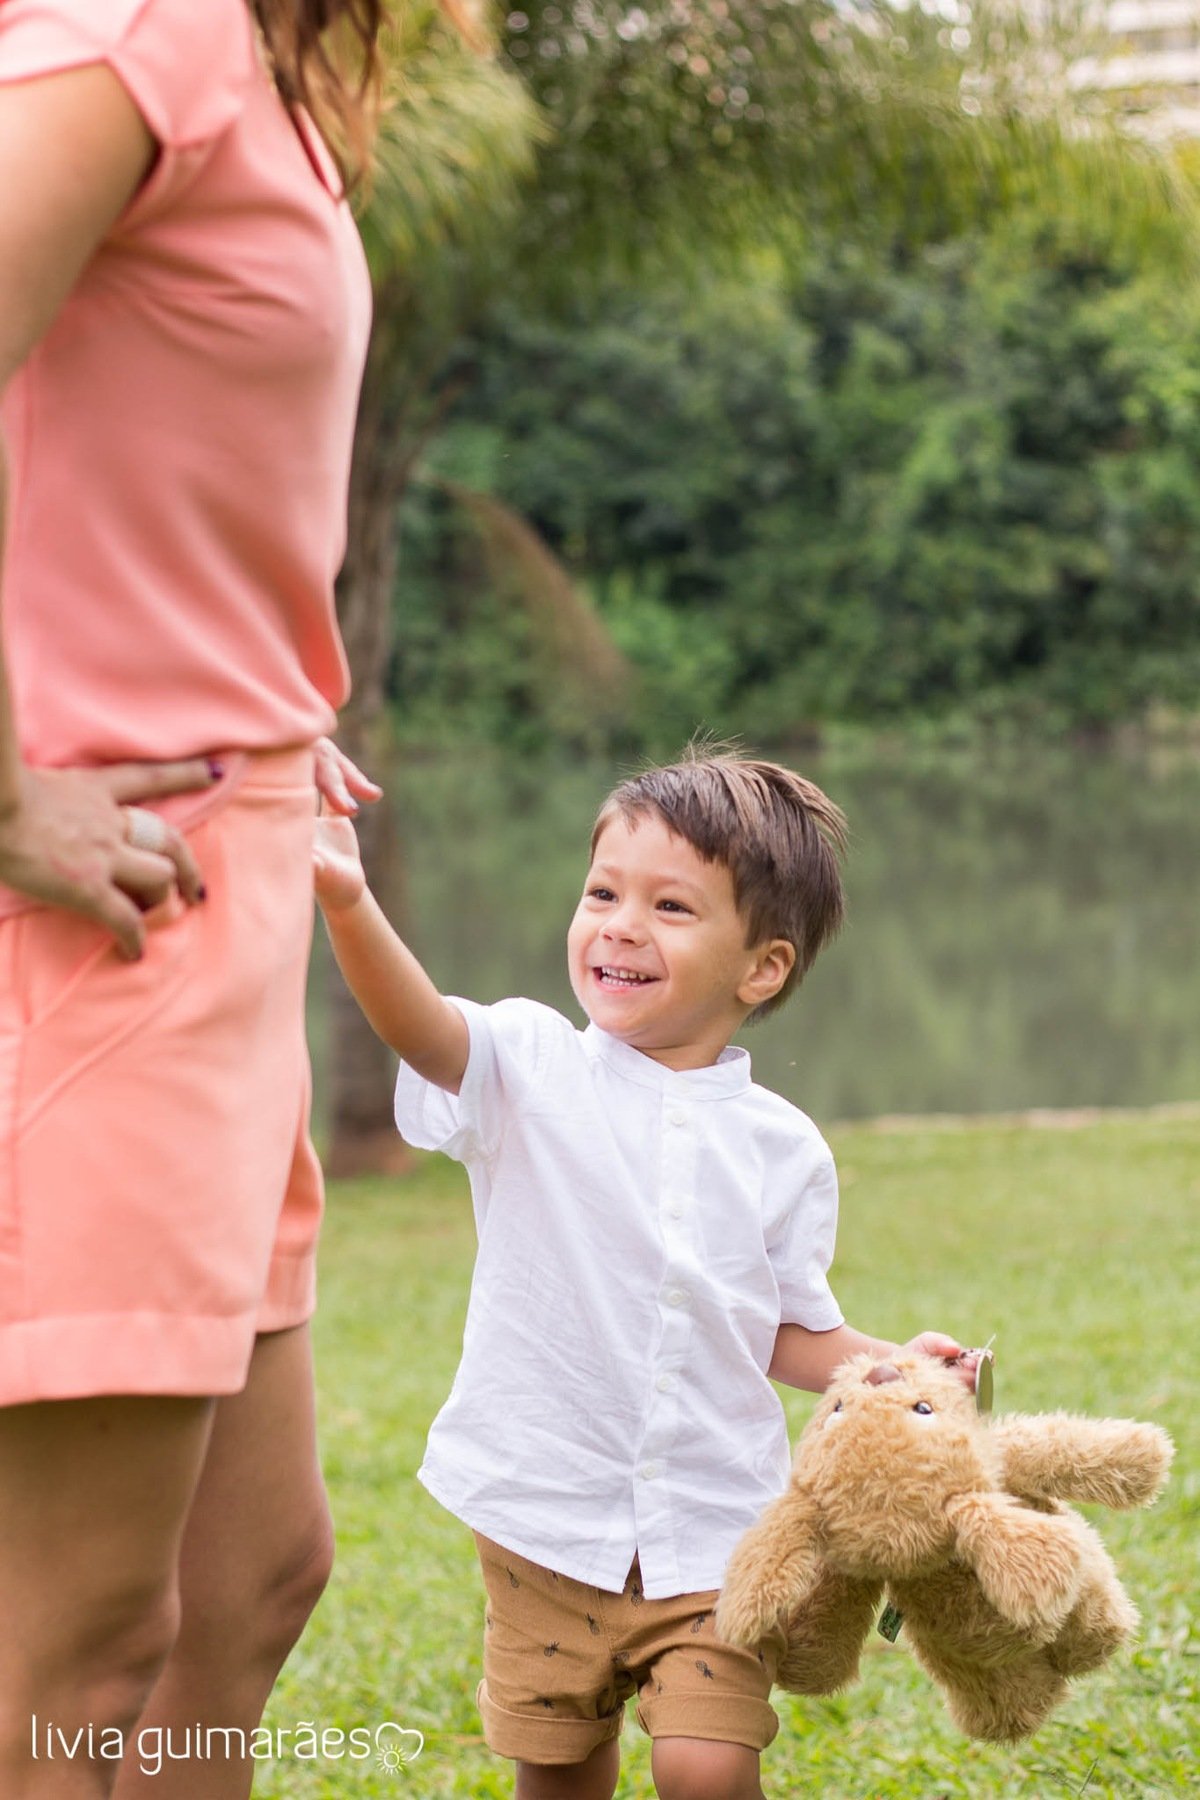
[9, 898, 203, 1136]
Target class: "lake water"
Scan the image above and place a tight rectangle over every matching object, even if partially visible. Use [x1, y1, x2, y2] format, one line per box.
[317, 739, 1200, 1123]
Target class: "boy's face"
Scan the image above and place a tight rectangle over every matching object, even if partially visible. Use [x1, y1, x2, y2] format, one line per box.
[567, 811, 794, 1071]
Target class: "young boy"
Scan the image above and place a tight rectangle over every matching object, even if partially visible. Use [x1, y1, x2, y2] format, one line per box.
[314, 747, 976, 1800]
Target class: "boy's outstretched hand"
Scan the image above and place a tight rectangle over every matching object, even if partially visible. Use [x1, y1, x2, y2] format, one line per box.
[313, 810, 366, 912]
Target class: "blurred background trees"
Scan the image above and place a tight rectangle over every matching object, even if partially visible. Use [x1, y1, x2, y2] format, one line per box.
[325, 0, 1200, 1170]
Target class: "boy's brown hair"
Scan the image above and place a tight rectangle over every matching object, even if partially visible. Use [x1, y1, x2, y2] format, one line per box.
[591, 744, 848, 1022]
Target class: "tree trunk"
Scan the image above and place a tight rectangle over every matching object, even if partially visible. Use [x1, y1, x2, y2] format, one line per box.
[325, 333, 418, 1177]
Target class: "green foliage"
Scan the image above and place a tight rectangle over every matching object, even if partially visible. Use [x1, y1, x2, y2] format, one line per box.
[258, 1114, 1197, 1795]
[393, 226, 1200, 745]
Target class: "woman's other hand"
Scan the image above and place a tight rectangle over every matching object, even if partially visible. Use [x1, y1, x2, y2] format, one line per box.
[313, 737, 382, 817]
[0, 759, 218, 960]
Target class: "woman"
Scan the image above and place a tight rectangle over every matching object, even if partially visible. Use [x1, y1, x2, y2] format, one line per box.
[0, 2, 383, 1792]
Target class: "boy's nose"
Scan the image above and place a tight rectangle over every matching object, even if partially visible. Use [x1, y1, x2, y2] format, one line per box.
[601, 907, 645, 943]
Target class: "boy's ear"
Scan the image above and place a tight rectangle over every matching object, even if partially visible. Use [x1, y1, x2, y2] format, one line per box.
[738, 939, 796, 1009]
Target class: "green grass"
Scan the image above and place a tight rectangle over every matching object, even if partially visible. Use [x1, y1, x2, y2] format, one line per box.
[257, 1115, 1198, 1797]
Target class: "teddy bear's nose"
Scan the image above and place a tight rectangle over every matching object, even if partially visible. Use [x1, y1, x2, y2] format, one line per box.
[866, 1362, 902, 1386]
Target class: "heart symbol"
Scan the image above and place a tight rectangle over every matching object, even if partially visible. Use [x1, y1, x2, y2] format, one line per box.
[374, 1723, 424, 1769]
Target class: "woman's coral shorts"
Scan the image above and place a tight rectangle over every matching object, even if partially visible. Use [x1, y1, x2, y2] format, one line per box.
[0, 748, 324, 1405]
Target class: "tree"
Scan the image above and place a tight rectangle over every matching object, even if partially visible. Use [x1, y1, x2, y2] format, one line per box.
[326, 0, 1196, 1172]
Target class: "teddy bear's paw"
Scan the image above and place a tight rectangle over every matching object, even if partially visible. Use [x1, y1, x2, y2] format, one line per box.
[997, 1416, 1175, 1510]
[947, 1494, 1083, 1634]
[715, 1546, 806, 1648]
[943, 1662, 1067, 1743]
[713, 1584, 784, 1651]
[777, 1640, 863, 1696]
[716, 1495, 823, 1648]
[772, 1571, 882, 1695]
[1049, 1581, 1139, 1676]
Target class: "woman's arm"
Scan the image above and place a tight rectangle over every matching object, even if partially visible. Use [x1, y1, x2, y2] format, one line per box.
[0, 65, 216, 955]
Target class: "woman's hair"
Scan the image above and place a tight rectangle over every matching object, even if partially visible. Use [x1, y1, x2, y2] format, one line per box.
[252, 0, 385, 189]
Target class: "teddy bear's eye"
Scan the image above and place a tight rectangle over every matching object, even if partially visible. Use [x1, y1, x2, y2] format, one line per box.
[832, 1401, 843, 1412]
[913, 1401, 934, 1415]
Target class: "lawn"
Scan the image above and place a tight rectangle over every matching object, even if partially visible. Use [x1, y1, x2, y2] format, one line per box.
[256, 1113, 1197, 1798]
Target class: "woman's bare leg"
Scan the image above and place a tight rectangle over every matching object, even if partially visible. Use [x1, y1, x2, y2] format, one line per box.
[0, 1393, 215, 1799]
[113, 1324, 333, 1799]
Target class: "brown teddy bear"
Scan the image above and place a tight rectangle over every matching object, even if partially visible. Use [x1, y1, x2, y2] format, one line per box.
[715, 1354, 1173, 1741]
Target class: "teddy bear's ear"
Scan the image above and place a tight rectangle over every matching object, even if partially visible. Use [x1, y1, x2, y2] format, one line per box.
[945, 1492, 1083, 1634]
[994, 1416, 1175, 1510]
[715, 1491, 823, 1650]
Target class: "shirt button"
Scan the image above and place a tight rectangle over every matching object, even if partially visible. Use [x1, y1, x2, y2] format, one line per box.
[666, 1288, 688, 1308]
[667, 1107, 687, 1126]
[656, 1373, 676, 1393]
[640, 1461, 662, 1480]
[668, 1204, 684, 1219]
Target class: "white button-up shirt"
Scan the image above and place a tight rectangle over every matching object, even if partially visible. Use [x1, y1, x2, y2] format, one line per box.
[394, 997, 843, 1599]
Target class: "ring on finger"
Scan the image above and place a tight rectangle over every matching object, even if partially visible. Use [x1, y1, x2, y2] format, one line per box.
[122, 806, 171, 855]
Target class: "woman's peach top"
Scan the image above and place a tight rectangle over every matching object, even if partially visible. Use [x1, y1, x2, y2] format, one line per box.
[0, 0, 373, 769]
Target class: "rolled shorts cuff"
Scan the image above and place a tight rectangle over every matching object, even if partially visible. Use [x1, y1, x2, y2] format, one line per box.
[634, 1691, 779, 1752]
[257, 1249, 317, 1337]
[0, 1310, 256, 1406]
[476, 1680, 624, 1766]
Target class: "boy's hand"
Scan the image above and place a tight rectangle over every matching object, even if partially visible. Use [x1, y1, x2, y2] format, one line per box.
[313, 811, 367, 912]
[903, 1331, 983, 1392]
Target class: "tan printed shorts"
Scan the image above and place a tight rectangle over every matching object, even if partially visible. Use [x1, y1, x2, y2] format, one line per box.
[473, 1533, 783, 1766]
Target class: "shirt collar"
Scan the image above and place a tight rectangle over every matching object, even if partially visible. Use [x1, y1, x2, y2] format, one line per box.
[583, 1023, 752, 1097]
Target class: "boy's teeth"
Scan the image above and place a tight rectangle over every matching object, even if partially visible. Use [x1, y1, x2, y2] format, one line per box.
[599, 966, 651, 983]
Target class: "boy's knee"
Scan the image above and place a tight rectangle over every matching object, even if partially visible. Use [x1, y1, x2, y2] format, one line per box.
[651, 1737, 764, 1800]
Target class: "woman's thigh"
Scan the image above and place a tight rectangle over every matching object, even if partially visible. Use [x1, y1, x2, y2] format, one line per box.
[171, 1322, 331, 1630]
[0, 1392, 216, 1698]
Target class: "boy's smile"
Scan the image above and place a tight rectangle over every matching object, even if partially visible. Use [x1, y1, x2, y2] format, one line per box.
[567, 813, 794, 1071]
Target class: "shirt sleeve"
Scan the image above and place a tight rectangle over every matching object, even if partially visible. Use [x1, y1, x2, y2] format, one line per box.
[765, 1143, 844, 1332]
[393, 996, 566, 1166]
[0, 0, 253, 149]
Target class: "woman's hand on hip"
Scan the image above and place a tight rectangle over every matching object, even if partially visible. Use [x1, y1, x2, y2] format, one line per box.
[0, 759, 219, 960]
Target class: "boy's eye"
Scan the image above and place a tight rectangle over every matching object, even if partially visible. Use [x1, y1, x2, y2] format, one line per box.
[657, 899, 691, 914]
[588, 886, 616, 903]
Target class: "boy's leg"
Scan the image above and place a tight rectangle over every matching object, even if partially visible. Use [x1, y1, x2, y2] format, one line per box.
[112, 1323, 334, 1799]
[473, 1537, 629, 1784]
[632, 1589, 781, 1800]
[515, 1739, 620, 1800]
[651, 1738, 764, 1800]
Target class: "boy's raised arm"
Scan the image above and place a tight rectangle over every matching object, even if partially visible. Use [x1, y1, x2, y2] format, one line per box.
[314, 813, 469, 1094]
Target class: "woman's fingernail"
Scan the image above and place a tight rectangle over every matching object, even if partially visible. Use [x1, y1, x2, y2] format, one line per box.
[207, 758, 225, 782]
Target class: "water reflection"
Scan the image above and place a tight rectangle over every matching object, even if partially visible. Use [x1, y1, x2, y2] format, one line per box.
[320, 741, 1200, 1122]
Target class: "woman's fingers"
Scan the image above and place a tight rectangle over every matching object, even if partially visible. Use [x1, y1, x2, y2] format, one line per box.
[314, 738, 382, 816]
[0, 769, 209, 949]
[104, 757, 222, 805]
[85, 885, 149, 963]
[120, 806, 205, 905]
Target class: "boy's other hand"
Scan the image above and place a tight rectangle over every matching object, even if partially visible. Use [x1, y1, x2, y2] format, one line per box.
[313, 810, 366, 912]
[903, 1332, 982, 1392]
